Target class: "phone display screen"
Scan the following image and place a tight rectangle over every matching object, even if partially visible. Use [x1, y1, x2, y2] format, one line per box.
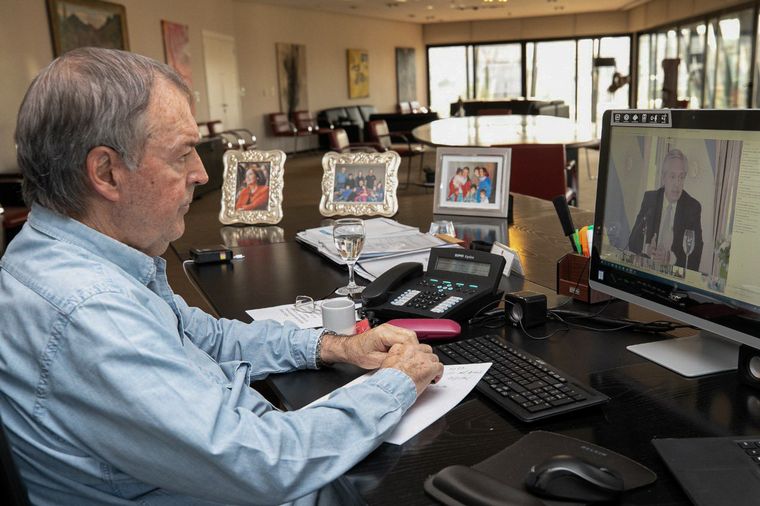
[434, 257, 491, 277]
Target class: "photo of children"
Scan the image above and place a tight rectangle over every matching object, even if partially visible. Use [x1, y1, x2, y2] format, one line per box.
[445, 163, 496, 205]
[332, 163, 386, 203]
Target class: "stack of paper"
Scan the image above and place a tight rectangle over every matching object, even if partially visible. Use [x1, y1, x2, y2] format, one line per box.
[296, 218, 448, 275]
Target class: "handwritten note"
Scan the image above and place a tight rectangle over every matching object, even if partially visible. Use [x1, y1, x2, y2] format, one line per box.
[305, 363, 491, 445]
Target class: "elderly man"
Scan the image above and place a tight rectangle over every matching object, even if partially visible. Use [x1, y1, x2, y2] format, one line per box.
[627, 148, 703, 270]
[0, 48, 442, 505]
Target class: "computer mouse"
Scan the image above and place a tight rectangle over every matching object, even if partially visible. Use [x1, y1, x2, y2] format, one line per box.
[524, 454, 624, 503]
[425, 465, 546, 506]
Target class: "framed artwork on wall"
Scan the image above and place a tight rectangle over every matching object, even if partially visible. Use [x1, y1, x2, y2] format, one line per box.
[319, 151, 400, 217]
[275, 43, 308, 116]
[395, 47, 416, 104]
[46, 0, 129, 57]
[347, 48, 369, 99]
[161, 20, 192, 88]
[219, 150, 286, 225]
[432, 147, 512, 218]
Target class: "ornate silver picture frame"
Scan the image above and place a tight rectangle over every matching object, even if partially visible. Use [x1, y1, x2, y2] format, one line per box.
[319, 151, 400, 217]
[219, 149, 285, 225]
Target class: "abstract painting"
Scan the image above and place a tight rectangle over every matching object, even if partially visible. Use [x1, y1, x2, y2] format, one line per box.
[275, 43, 308, 116]
[161, 20, 192, 89]
[46, 0, 129, 57]
[347, 49, 369, 99]
[395, 47, 416, 103]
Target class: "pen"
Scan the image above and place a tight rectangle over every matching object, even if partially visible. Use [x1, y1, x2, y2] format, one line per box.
[552, 196, 578, 253]
[571, 230, 582, 255]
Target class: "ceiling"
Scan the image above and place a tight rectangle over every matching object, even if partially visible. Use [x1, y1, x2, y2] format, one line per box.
[240, 0, 651, 24]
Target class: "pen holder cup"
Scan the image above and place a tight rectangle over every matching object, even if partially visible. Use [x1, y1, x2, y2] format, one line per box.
[556, 253, 612, 304]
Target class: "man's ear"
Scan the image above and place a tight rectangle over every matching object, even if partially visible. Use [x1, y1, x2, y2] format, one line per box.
[85, 146, 126, 202]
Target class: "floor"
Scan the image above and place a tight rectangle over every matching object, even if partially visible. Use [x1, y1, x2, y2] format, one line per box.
[163, 147, 600, 314]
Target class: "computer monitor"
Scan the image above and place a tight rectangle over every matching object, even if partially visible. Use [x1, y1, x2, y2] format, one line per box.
[590, 109, 760, 377]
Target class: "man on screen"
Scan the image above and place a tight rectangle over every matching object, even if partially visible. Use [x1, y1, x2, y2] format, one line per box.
[628, 148, 704, 270]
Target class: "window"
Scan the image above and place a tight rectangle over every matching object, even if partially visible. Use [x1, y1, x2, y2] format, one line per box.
[428, 36, 631, 120]
[474, 43, 522, 99]
[526, 40, 577, 118]
[428, 46, 470, 117]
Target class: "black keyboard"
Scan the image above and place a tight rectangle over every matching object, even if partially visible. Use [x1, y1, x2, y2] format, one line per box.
[737, 440, 760, 465]
[436, 335, 609, 422]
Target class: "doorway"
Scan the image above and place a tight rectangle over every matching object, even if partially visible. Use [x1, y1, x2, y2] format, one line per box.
[202, 30, 242, 129]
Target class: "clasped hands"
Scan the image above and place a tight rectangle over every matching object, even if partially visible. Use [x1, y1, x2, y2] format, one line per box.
[645, 233, 673, 265]
[320, 324, 444, 396]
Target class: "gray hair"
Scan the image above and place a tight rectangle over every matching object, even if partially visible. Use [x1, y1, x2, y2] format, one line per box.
[661, 148, 688, 178]
[15, 47, 191, 217]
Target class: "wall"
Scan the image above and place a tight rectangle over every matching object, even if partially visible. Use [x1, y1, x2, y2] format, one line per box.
[422, 0, 751, 47]
[628, 0, 750, 32]
[231, 2, 427, 151]
[0, 0, 235, 174]
[0, 0, 427, 171]
[423, 11, 630, 45]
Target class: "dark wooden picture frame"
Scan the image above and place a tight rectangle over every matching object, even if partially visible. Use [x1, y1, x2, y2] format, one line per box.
[46, 0, 130, 57]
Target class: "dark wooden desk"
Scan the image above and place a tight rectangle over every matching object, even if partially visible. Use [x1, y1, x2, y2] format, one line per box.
[183, 194, 760, 505]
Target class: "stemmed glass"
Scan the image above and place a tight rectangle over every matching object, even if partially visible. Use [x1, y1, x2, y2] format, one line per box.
[683, 229, 695, 270]
[332, 218, 366, 295]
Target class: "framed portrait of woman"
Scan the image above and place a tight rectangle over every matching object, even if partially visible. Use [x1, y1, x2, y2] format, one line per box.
[432, 147, 511, 218]
[319, 151, 400, 217]
[219, 149, 285, 225]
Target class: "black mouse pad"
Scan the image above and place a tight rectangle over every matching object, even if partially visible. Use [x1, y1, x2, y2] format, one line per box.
[426, 430, 656, 506]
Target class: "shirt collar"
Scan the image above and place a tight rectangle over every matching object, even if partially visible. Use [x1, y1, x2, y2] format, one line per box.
[27, 204, 162, 286]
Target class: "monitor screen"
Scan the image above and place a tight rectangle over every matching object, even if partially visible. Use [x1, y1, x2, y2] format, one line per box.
[590, 109, 760, 373]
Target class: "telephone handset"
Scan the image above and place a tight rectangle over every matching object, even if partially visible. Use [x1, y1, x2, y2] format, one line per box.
[362, 247, 506, 322]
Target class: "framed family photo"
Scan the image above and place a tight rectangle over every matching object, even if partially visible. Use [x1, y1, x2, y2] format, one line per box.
[219, 150, 285, 225]
[432, 147, 511, 218]
[319, 151, 400, 217]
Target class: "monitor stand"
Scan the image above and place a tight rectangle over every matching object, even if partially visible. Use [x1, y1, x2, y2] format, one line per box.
[627, 332, 739, 378]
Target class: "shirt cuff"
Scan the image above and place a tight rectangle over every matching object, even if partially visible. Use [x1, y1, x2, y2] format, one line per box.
[367, 368, 417, 411]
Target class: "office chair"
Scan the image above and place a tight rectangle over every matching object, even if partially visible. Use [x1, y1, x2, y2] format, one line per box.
[498, 144, 577, 205]
[325, 128, 380, 153]
[268, 113, 311, 153]
[0, 414, 31, 505]
[365, 120, 425, 189]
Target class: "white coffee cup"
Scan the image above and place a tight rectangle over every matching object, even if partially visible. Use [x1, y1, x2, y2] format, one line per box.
[321, 298, 357, 335]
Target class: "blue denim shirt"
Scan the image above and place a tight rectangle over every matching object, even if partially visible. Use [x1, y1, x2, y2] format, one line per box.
[0, 206, 416, 505]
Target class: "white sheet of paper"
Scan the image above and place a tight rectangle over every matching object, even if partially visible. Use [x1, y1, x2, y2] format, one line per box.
[246, 301, 360, 329]
[304, 363, 491, 445]
[491, 241, 524, 276]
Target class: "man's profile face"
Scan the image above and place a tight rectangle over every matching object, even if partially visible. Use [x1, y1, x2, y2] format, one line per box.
[662, 157, 687, 203]
[117, 78, 208, 256]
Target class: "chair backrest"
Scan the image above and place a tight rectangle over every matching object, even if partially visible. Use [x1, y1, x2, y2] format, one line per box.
[268, 113, 295, 136]
[0, 415, 31, 505]
[501, 144, 569, 202]
[398, 101, 412, 114]
[292, 111, 316, 130]
[366, 120, 392, 150]
[326, 129, 351, 152]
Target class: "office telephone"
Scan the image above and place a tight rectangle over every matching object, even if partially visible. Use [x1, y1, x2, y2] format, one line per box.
[361, 247, 506, 322]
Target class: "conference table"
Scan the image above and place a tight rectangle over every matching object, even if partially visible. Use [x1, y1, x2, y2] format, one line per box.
[180, 192, 760, 505]
[411, 115, 599, 149]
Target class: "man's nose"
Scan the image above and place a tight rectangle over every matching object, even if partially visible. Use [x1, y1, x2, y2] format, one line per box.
[190, 151, 209, 186]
